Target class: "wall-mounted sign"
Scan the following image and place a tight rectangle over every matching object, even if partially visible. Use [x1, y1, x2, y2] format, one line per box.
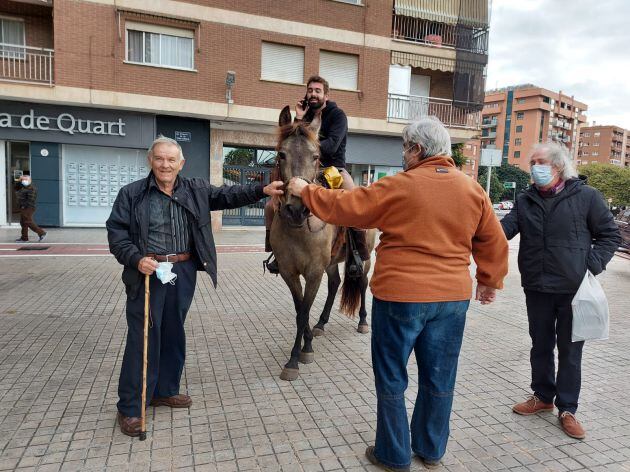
[175, 131, 191, 142]
[0, 109, 126, 136]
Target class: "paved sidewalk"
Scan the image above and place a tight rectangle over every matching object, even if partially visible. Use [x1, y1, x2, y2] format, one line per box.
[0, 229, 629, 471]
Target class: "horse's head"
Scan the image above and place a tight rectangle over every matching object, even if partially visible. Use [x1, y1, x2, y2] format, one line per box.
[275, 105, 321, 227]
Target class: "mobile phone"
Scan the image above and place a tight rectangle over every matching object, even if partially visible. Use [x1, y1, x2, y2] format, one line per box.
[301, 94, 309, 109]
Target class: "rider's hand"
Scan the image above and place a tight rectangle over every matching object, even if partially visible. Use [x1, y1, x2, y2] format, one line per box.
[475, 284, 497, 305]
[263, 181, 284, 197]
[138, 257, 159, 275]
[288, 177, 309, 197]
[295, 99, 308, 120]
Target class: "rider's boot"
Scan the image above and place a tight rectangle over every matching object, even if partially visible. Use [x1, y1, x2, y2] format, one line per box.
[263, 230, 280, 275]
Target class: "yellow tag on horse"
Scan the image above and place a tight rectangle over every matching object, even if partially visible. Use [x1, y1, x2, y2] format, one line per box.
[322, 166, 343, 189]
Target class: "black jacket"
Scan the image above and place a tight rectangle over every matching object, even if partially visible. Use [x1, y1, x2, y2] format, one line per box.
[501, 178, 621, 294]
[305, 101, 348, 168]
[106, 173, 265, 298]
[16, 184, 37, 209]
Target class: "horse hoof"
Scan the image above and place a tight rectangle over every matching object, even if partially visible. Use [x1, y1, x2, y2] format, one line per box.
[299, 351, 314, 364]
[312, 327, 325, 337]
[280, 367, 300, 381]
[357, 324, 369, 334]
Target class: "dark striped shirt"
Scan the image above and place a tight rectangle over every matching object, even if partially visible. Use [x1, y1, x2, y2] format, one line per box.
[147, 177, 190, 254]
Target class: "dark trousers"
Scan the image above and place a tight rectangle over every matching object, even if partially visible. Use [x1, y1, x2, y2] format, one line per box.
[117, 259, 197, 417]
[525, 290, 584, 414]
[19, 207, 45, 240]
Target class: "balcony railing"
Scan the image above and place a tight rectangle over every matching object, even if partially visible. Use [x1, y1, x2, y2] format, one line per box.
[0, 43, 54, 86]
[387, 93, 481, 130]
[481, 119, 497, 128]
[392, 14, 489, 54]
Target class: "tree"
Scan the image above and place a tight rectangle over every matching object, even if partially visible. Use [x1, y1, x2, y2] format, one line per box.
[494, 162, 531, 201]
[224, 148, 253, 166]
[477, 167, 504, 202]
[578, 164, 630, 206]
[451, 143, 466, 168]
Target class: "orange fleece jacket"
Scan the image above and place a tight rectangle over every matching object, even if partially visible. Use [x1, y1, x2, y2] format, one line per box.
[301, 156, 509, 302]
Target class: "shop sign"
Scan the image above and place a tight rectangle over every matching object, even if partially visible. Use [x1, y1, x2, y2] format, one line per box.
[0, 110, 126, 136]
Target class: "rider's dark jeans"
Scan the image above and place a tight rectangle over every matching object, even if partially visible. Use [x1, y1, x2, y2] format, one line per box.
[371, 297, 470, 468]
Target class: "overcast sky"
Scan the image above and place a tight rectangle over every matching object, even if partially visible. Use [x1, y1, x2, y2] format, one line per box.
[486, 0, 630, 129]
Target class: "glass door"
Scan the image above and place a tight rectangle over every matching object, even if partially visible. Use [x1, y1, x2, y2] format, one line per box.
[6, 142, 30, 224]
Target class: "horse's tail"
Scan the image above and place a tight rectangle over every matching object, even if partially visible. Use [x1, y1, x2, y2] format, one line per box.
[339, 239, 363, 318]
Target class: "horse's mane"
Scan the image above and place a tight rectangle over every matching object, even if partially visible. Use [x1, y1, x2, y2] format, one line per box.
[275, 122, 319, 151]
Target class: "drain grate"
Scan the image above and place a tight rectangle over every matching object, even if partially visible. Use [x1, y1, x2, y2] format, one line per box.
[17, 246, 50, 251]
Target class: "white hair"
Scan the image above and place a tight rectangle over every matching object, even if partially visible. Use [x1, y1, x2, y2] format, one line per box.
[147, 135, 185, 161]
[402, 116, 452, 158]
[529, 141, 577, 180]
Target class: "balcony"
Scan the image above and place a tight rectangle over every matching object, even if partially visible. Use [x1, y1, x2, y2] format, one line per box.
[387, 93, 481, 130]
[0, 43, 54, 86]
[481, 118, 497, 128]
[392, 14, 489, 54]
[480, 131, 496, 139]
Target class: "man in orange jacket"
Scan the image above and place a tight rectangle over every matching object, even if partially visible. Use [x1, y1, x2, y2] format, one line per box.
[288, 117, 508, 470]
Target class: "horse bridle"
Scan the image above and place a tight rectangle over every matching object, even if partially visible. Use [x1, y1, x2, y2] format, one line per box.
[274, 158, 326, 233]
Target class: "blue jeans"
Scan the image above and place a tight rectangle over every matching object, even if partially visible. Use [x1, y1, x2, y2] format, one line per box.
[371, 297, 470, 468]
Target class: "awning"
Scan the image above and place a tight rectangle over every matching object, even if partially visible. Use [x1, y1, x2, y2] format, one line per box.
[393, 0, 488, 28]
[391, 51, 455, 72]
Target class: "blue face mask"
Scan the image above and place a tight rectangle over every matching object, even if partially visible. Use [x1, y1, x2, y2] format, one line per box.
[21, 180, 30, 187]
[531, 164, 554, 186]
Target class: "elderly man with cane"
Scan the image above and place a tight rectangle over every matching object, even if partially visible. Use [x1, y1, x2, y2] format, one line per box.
[107, 136, 283, 437]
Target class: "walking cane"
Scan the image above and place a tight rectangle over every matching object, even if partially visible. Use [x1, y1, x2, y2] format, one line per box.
[139, 273, 150, 441]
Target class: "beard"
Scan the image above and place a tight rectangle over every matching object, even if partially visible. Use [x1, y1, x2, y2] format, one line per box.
[308, 97, 324, 109]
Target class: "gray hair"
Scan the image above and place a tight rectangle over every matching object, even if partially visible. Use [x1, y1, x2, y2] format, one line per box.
[529, 142, 577, 180]
[402, 116, 452, 158]
[147, 135, 185, 161]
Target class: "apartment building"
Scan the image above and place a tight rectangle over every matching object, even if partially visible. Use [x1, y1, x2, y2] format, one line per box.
[462, 138, 479, 180]
[578, 125, 628, 168]
[480, 84, 587, 171]
[0, 0, 488, 227]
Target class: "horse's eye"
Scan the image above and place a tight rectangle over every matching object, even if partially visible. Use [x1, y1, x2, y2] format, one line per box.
[277, 151, 286, 160]
[313, 154, 320, 161]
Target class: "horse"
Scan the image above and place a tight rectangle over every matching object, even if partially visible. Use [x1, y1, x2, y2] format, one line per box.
[270, 105, 376, 381]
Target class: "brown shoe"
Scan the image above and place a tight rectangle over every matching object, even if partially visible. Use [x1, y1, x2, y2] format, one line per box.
[512, 395, 554, 416]
[117, 412, 141, 437]
[559, 411, 586, 439]
[150, 394, 192, 408]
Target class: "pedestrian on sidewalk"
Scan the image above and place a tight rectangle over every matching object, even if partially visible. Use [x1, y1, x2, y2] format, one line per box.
[288, 117, 509, 470]
[501, 142, 621, 439]
[15, 174, 47, 243]
[106, 136, 283, 437]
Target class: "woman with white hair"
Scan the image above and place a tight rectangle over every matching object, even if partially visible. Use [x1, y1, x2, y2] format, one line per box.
[288, 117, 509, 470]
[501, 142, 620, 440]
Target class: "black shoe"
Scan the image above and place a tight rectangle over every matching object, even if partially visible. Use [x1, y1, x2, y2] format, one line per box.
[263, 254, 280, 275]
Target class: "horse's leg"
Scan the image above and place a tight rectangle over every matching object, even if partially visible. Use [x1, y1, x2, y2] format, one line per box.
[281, 272, 323, 380]
[299, 273, 323, 363]
[279, 272, 304, 381]
[357, 256, 372, 334]
[313, 264, 341, 337]
[299, 324, 315, 364]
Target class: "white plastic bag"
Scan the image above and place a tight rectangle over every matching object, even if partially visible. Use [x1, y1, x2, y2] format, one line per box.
[571, 271, 609, 342]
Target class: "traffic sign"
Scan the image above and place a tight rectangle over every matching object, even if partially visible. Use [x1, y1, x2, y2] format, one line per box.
[504, 181, 516, 189]
[480, 149, 502, 167]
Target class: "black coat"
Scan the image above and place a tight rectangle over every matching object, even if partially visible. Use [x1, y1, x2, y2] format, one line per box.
[501, 178, 621, 294]
[106, 173, 265, 298]
[16, 184, 37, 209]
[305, 101, 348, 168]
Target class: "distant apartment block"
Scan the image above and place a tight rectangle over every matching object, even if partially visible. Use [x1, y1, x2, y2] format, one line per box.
[480, 85, 587, 171]
[578, 125, 629, 168]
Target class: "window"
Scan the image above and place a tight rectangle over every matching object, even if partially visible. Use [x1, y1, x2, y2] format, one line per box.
[516, 125, 523, 132]
[514, 151, 521, 158]
[592, 152, 598, 156]
[319, 50, 359, 90]
[516, 112, 524, 120]
[126, 22, 194, 70]
[514, 138, 522, 145]
[517, 98, 526, 104]
[583, 132, 590, 137]
[594, 132, 600, 137]
[0, 17, 26, 57]
[261, 42, 304, 84]
[594, 142, 599, 147]
[542, 96, 550, 104]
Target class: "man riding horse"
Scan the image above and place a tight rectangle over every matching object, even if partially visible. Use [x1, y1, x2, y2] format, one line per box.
[264, 75, 369, 274]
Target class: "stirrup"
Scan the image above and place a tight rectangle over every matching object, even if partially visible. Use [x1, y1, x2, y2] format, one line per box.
[263, 253, 280, 275]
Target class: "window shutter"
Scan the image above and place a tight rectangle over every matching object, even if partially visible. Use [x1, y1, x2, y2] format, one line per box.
[261, 42, 304, 84]
[319, 51, 358, 90]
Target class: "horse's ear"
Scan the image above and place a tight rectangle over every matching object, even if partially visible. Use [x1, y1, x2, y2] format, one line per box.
[278, 106, 292, 127]
[309, 112, 322, 137]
